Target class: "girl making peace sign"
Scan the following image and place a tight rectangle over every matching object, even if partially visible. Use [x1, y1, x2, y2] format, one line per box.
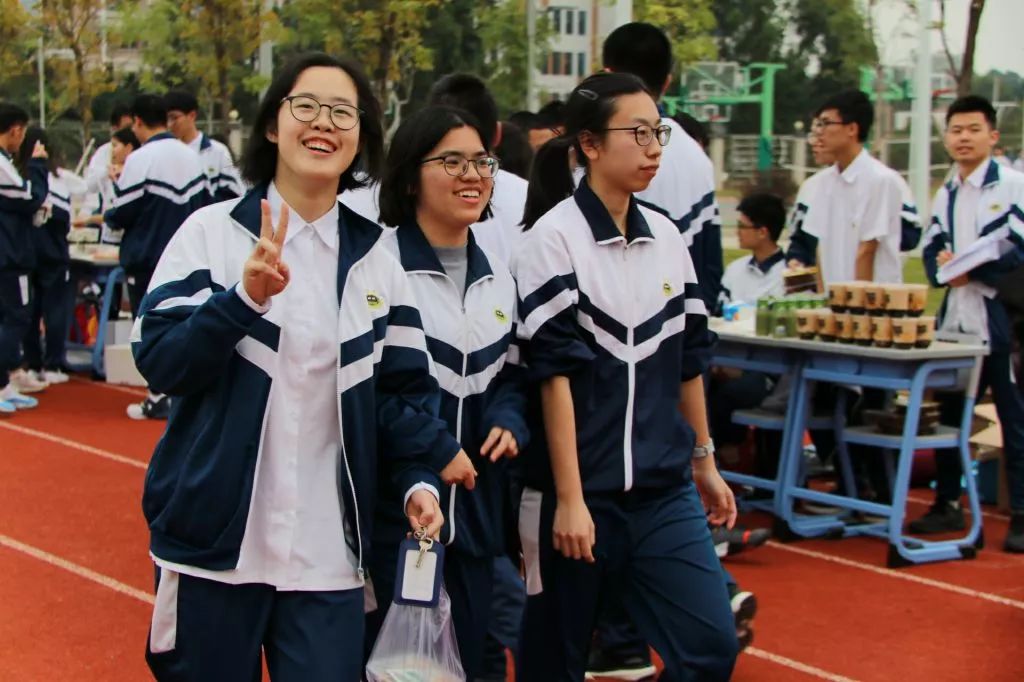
[132, 53, 472, 682]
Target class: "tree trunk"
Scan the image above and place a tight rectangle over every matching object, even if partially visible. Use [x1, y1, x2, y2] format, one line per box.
[958, 0, 986, 97]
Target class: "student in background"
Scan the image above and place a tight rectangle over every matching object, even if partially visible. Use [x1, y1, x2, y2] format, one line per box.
[85, 105, 133, 199]
[164, 91, 245, 201]
[18, 128, 75, 385]
[916, 95, 1024, 553]
[104, 93, 209, 420]
[75, 127, 140, 246]
[0, 103, 49, 412]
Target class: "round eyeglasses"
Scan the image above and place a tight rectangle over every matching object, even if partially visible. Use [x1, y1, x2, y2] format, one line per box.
[421, 154, 500, 178]
[600, 124, 672, 147]
[281, 95, 362, 131]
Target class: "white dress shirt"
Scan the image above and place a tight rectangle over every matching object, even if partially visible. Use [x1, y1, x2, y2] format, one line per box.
[156, 183, 361, 591]
[941, 160, 994, 341]
[804, 149, 904, 286]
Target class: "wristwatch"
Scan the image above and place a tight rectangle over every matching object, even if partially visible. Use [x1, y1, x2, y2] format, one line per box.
[693, 440, 716, 459]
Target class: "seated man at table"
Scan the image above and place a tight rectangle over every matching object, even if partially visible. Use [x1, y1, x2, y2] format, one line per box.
[914, 95, 1024, 553]
[710, 192, 787, 464]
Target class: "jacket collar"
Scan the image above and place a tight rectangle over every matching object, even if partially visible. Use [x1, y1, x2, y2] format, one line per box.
[947, 158, 1000, 192]
[395, 220, 494, 286]
[573, 176, 653, 245]
[750, 249, 785, 274]
[144, 131, 175, 146]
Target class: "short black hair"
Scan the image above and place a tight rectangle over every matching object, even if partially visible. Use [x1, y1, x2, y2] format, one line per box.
[163, 90, 199, 115]
[240, 52, 384, 194]
[602, 22, 672, 97]
[738, 192, 786, 243]
[946, 94, 997, 128]
[509, 110, 536, 131]
[109, 105, 131, 127]
[17, 126, 56, 174]
[815, 89, 873, 142]
[130, 94, 168, 128]
[672, 111, 709, 150]
[0, 103, 29, 134]
[378, 105, 493, 228]
[535, 100, 566, 129]
[112, 126, 140, 149]
[428, 73, 499, 146]
[495, 120, 533, 180]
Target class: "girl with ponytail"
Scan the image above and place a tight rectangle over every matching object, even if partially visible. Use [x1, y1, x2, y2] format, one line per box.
[514, 72, 739, 680]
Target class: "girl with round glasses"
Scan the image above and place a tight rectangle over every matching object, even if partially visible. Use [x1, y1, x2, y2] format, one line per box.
[515, 72, 739, 680]
[134, 53, 469, 682]
[366, 105, 528, 678]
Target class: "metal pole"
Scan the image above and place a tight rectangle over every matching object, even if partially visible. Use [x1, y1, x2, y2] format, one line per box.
[258, 0, 275, 99]
[527, 0, 538, 111]
[909, 0, 933, 217]
[100, 0, 108, 65]
[37, 37, 46, 127]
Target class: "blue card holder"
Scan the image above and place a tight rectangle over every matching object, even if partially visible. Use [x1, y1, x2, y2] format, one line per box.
[392, 535, 445, 607]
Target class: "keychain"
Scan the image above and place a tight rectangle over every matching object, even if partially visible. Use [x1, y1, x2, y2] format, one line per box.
[393, 525, 445, 607]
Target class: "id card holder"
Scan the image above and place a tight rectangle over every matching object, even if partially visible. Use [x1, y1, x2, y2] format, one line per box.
[393, 532, 445, 607]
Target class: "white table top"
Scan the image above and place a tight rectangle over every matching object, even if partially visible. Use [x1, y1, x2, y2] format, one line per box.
[710, 317, 989, 361]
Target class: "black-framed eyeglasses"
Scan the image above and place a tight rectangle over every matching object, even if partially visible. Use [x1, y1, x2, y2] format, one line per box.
[421, 154, 500, 178]
[281, 95, 362, 131]
[810, 118, 844, 132]
[600, 124, 672, 147]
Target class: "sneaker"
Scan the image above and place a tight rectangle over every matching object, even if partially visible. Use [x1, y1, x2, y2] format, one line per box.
[126, 394, 171, 420]
[10, 369, 47, 394]
[0, 385, 38, 410]
[712, 526, 770, 558]
[736, 622, 754, 651]
[1005, 512, 1024, 553]
[907, 500, 965, 534]
[584, 648, 656, 681]
[729, 587, 758, 627]
[42, 369, 69, 384]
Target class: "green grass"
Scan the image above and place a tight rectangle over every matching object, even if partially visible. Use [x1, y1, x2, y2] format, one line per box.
[722, 248, 944, 315]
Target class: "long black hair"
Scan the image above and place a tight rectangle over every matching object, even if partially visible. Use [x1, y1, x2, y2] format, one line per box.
[377, 105, 494, 228]
[240, 52, 384, 193]
[17, 127, 57, 175]
[522, 72, 651, 230]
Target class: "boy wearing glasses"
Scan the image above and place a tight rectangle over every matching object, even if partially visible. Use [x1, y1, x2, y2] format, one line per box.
[164, 91, 245, 202]
[104, 94, 209, 420]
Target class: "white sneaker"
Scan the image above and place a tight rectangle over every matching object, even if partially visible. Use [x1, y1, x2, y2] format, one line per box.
[0, 384, 38, 410]
[10, 369, 48, 394]
[42, 369, 69, 384]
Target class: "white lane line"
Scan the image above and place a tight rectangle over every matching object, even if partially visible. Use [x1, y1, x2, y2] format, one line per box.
[745, 647, 861, 681]
[0, 533, 153, 605]
[905, 494, 1011, 522]
[766, 541, 1024, 610]
[0, 421, 147, 470]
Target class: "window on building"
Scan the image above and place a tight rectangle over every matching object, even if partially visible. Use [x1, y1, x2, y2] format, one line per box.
[565, 9, 574, 35]
[578, 10, 587, 35]
[565, 52, 574, 76]
[578, 53, 586, 78]
[548, 8, 560, 34]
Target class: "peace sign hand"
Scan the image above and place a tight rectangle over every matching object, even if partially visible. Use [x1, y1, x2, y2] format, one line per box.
[243, 200, 291, 306]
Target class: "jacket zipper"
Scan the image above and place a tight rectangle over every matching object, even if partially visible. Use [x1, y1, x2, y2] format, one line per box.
[622, 243, 636, 492]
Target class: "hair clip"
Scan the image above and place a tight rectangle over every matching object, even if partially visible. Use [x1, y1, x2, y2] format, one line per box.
[577, 89, 598, 101]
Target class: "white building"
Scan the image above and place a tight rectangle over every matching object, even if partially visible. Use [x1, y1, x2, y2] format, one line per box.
[535, 0, 633, 101]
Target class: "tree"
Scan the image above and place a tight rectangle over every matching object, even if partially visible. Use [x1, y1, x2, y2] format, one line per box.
[38, 0, 117, 143]
[712, 0, 784, 64]
[0, 0, 35, 86]
[633, 0, 718, 70]
[476, 0, 553, 114]
[939, 0, 987, 97]
[280, 0, 441, 137]
[125, 0, 280, 133]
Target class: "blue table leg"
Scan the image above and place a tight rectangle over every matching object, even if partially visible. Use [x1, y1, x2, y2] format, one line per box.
[91, 267, 125, 379]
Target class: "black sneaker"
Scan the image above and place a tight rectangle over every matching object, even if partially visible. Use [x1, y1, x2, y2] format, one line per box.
[728, 585, 758, 626]
[584, 648, 656, 681]
[736, 622, 754, 652]
[712, 526, 771, 558]
[1005, 512, 1024, 553]
[907, 500, 965, 534]
[126, 394, 172, 420]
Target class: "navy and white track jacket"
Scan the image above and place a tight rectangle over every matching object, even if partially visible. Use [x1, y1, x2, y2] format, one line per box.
[374, 224, 528, 558]
[193, 133, 245, 202]
[923, 159, 1024, 352]
[104, 132, 209, 273]
[0, 152, 48, 273]
[514, 179, 716, 493]
[132, 185, 456, 574]
[31, 172, 72, 266]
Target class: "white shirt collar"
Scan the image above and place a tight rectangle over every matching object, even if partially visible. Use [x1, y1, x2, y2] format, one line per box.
[953, 158, 991, 190]
[836, 148, 871, 184]
[268, 181, 339, 250]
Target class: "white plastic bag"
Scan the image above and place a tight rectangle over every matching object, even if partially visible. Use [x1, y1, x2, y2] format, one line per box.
[365, 586, 466, 682]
